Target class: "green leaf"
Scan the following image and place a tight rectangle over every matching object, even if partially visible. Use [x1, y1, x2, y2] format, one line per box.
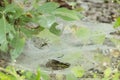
[0, 67, 21, 80]
[36, 68, 41, 80]
[6, 66, 16, 74]
[4, 4, 16, 13]
[104, 67, 112, 78]
[38, 2, 59, 14]
[38, 15, 56, 28]
[54, 8, 80, 21]
[37, 29, 60, 44]
[20, 26, 44, 38]
[22, 70, 36, 80]
[0, 15, 15, 51]
[0, 17, 7, 47]
[4, 3, 24, 18]
[0, 41, 8, 51]
[49, 22, 62, 36]
[114, 17, 120, 28]
[0, 72, 16, 80]
[112, 72, 120, 80]
[71, 66, 85, 78]
[10, 34, 25, 60]
[13, 6, 24, 18]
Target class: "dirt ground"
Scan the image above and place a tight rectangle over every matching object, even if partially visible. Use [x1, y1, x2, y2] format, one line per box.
[9, 0, 120, 79]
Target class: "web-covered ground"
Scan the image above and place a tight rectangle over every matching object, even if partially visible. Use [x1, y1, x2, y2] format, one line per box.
[13, 0, 120, 79]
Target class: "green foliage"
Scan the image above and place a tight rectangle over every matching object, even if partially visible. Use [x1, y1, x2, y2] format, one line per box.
[49, 23, 61, 36]
[0, 66, 23, 80]
[0, 65, 120, 80]
[0, 15, 15, 52]
[0, 72, 17, 80]
[36, 68, 41, 80]
[104, 67, 112, 78]
[37, 29, 61, 44]
[114, 17, 120, 28]
[71, 66, 85, 78]
[38, 15, 56, 28]
[38, 2, 59, 14]
[0, 66, 50, 80]
[54, 8, 80, 21]
[112, 72, 120, 80]
[0, 1, 80, 60]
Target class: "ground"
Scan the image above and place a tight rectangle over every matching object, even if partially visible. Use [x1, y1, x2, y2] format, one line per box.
[1, 0, 120, 79]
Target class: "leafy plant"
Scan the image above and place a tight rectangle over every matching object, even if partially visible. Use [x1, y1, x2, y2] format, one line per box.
[0, 66, 50, 80]
[0, 66, 23, 80]
[0, 0, 80, 60]
[71, 66, 85, 78]
[114, 17, 120, 28]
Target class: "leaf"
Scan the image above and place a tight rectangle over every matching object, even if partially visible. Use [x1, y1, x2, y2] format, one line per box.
[22, 70, 36, 80]
[0, 72, 16, 80]
[10, 34, 25, 60]
[0, 15, 15, 52]
[0, 42, 8, 52]
[36, 68, 41, 80]
[71, 66, 85, 78]
[112, 72, 120, 80]
[49, 22, 62, 36]
[104, 67, 112, 78]
[38, 15, 56, 28]
[4, 4, 16, 13]
[6, 66, 16, 74]
[0, 17, 8, 47]
[38, 2, 59, 14]
[4, 3, 24, 18]
[37, 29, 60, 44]
[114, 17, 120, 28]
[20, 26, 44, 38]
[0, 67, 21, 80]
[54, 8, 80, 21]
